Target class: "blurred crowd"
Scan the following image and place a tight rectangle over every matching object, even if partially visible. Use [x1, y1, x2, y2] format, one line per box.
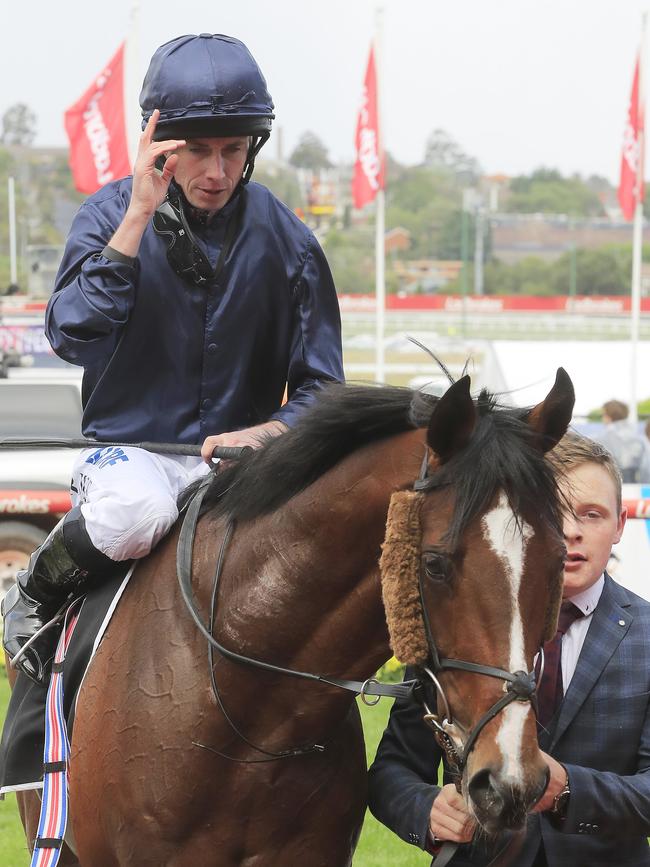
[595, 399, 650, 484]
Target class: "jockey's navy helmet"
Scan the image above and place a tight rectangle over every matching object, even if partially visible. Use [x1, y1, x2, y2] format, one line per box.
[140, 34, 274, 142]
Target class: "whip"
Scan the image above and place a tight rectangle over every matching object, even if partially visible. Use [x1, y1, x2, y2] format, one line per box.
[0, 438, 251, 461]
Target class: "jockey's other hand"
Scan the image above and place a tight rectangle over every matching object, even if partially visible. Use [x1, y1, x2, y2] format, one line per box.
[201, 421, 288, 464]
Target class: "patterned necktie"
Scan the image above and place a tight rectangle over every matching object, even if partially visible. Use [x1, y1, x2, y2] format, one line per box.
[536, 601, 584, 729]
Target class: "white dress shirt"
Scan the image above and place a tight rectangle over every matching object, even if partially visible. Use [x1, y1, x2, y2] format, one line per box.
[560, 573, 604, 694]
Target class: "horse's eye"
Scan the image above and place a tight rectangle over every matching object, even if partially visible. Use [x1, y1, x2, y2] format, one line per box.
[421, 552, 450, 583]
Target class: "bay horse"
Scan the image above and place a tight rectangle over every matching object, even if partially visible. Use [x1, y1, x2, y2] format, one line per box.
[13, 369, 574, 866]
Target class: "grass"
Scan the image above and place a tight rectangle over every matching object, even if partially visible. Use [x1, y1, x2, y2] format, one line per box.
[0, 660, 428, 867]
[0, 669, 31, 867]
[354, 700, 430, 866]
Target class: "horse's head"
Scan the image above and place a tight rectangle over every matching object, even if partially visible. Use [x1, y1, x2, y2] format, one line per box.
[381, 368, 574, 835]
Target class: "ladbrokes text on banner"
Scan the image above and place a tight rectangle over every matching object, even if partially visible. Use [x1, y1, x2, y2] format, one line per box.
[619, 55, 644, 221]
[64, 42, 131, 194]
[352, 45, 385, 209]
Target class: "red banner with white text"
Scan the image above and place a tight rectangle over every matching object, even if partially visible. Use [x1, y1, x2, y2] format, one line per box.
[337, 294, 650, 314]
[619, 55, 645, 221]
[64, 42, 131, 194]
[352, 44, 385, 209]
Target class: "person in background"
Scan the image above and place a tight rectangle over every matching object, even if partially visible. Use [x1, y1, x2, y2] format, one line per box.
[2, 33, 343, 684]
[368, 433, 650, 866]
[597, 399, 650, 483]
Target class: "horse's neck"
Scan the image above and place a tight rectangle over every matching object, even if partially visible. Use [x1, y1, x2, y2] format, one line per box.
[210, 429, 426, 684]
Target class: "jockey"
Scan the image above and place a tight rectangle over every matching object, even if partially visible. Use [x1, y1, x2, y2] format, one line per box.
[2, 33, 343, 683]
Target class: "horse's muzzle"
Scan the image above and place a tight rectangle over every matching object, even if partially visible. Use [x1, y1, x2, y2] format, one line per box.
[467, 764, 549, 833]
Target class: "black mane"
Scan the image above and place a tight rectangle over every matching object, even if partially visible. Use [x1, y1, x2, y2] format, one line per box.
[194, 384, 429, 521]
[414, 389, 562, 547]
[191, 382, 561, 540]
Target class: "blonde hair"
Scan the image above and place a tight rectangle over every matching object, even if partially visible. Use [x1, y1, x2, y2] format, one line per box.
[548, 431, 622, 513]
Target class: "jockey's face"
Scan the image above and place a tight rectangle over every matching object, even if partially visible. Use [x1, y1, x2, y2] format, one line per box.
[171, 136, 249, 212]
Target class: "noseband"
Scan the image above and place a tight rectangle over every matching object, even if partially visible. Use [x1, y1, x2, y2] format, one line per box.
[413, 451, 538, 778]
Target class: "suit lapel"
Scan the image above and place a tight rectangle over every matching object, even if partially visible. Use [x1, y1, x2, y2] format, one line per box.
[550, 574, 632, 750]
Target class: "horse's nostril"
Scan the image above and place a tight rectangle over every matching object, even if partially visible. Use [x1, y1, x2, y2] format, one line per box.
[468, 767, 540, 831]
[468, 769, 504, 815]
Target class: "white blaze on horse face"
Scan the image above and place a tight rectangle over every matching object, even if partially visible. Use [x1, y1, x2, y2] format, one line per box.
[482, 493, 533, 783]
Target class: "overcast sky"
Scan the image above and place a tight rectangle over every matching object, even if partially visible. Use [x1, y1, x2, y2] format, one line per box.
[3, 0, 649, 182]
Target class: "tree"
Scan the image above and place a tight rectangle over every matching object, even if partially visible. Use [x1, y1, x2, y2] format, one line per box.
[288, 132, 332, 171]
[423, 129, 481, 184]
[322, 226, 375, 293]
[253, 164, 302, 210]
[506, 167, 604, 217]
[384, 164, 481, 259]
[436, 209, 493, 261]
[1, 103, 37, 147]
[550, 248, 627, 295]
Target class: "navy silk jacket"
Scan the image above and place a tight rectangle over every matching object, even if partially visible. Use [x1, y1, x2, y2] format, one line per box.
[46, 179, 343, 443]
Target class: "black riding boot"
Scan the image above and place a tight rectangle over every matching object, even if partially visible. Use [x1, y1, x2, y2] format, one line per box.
[1, 506, 119, 683]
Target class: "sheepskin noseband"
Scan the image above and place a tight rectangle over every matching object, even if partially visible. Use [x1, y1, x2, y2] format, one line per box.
[379, 490, 429, 665]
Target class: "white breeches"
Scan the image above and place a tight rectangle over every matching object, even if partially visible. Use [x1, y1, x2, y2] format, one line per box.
[70, 446, 210, 561]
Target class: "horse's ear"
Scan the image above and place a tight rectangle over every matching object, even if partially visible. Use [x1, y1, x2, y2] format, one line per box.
[427, 375, 477, 463]
[527, 367, 575, 453]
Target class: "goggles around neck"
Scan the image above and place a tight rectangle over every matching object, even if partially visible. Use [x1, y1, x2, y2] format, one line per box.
[152, 189, 244, 287]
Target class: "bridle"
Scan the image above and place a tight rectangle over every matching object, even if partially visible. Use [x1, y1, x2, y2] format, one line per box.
[412, 450, 543, 867]
[176, 453, 540, 776]
[412, 448, 539, 777]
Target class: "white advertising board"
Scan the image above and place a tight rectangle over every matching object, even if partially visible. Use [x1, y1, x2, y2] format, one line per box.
[610, 484, 650, 602]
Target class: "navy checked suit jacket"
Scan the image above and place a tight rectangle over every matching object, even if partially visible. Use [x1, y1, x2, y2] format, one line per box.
[368, 574, 650, 866]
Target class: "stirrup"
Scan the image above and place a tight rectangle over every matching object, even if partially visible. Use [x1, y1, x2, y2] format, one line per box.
[8, 601, 69, 670]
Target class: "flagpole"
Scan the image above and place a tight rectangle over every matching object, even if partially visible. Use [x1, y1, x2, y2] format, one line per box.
[630, 13, 646, 427]
[375, 194, 385, 382]
[125, 0, 141, 169]
[7, 177, 17, 287]
[374, 7, 386, 383]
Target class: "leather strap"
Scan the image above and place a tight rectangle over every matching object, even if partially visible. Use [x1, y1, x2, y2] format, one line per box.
[431, 841, 458, 867]
[176, 474, 419, 703]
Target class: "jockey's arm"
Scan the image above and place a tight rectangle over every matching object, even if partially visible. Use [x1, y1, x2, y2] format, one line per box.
[266, 239, 344, 430]
[46, 112, 184, 367]
[200, 420, 288, 463]
[109, 110, 184, 258]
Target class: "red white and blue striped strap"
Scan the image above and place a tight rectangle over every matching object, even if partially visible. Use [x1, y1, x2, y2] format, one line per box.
[30, 599, 82, 867]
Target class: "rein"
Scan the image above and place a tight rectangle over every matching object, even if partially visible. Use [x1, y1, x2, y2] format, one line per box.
[176, 472, 418, 761]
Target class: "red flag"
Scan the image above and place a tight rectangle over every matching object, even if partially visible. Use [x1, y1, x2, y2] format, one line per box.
[618, 55, 644, 221]
[64, 43, 131, 194]
[352, 45, 385, 209]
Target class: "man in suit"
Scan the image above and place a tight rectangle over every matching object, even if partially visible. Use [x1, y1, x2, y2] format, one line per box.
[368, 433, 650, 866]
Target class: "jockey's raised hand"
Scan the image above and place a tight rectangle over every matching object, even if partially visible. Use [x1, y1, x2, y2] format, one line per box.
[109, 109, 185, 258]
[131, 109, 185, 216]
